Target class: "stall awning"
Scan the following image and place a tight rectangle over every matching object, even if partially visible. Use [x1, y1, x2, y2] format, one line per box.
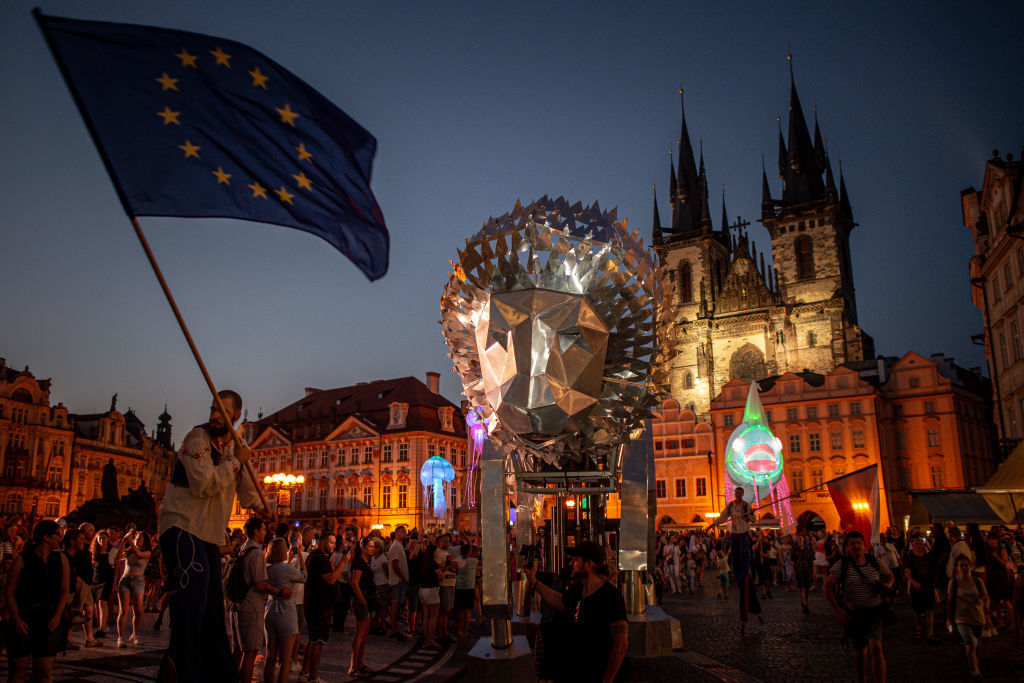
[975, 439, 1024, 523]
[910, 490, 1003, 524]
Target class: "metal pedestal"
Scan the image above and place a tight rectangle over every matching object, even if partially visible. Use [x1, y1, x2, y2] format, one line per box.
[625, 605, 681, 658]
[467, 635, 536, 683]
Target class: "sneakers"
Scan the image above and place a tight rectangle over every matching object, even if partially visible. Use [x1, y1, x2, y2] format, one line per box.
[129, 635, 141, 646]
[116, 637, 126, 648]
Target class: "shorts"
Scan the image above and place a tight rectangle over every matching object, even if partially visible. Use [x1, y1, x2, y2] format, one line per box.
[391, 580, 408, 603]
[439, 585, 455, 611]
[229, 606, 266, 652]
[455, 588, 475, 610]
[844, 608, 884, 651]
[264, 603, 299, 639]
[956, 622, 982, 646]
[305, 607, 331, 645]
[718, 573, 730, 589]
[814, 552, 827, 567]
[352, 599, 370, 621]
[6, 608, 63, 659]
[419, 586, 440, 606]
[909, 586, 935, 613]
[117, 573, 146, 596]
[407, 584, 421, 613]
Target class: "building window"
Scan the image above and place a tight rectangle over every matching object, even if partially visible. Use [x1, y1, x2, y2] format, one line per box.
[318, 488, 328, 510]
[852, 430, 865, 448]
[398, 443, 409, 462]
[930, 465, 944, 488]
[992, 276, 1001, 301]
[807, 331, 816, 347]
[1000, 333, 1009, 370]
[791, 469, 805, 492]
[924, 401, 936, 415]
[830, 432, 843, 450]
[683, 438, 694, 449]
[335, 490, 344, 509]
[363, 446, 373, 464]
[897, 431, 907, 450]
[789, 434, 802, 453]
[337, 449, 345, 466]
[808, 433, 821, 452]
[909, 376, 920, 388]
[811, 468, 823, 487]
[382, 444, 392, 462]
[765, 409, 773, 423]
[1012, 321, 1022, 362]
[382, 485, 391, 508]
[695, 477, 707, 497]
[927, 428, 941, 447]
[656, 480, 667, 498]
[806, 406, 818, 419]
[451, 485, 459, 509]
[849, 402, 862, 415]
[679, 261, 693, 303]
[828, 403, 840, 418]
[893, 404, 903, 418]
[398, 484, 408, 508]
[459, 447, 466, 467]
[429, 443, 436, 458]
[363, 486, 372, 507]
[1004, 263, 1013, 291]
[320, 452, 328, 468]
[439, 444, 447, 460]
[723, 414, 734, 427]
[795, 235, 814, 279]
[786, 407, 799, 421]
[684, 371, 693, 389]
[675, 479, 687, 498]
[833, 463, 846, 477]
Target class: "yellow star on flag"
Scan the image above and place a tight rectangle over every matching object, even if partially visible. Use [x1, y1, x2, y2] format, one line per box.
[294, 143, 313, 163]
[248, 181, 268, 199]
[276, 186, 295, 204]
[293, 172, 313, 191]
[248, 66, 269, 89]
[212, 167, 232, 185]
[175, 49, 197, 68]
[156, 72, 179, 91]
[157, 106, 181, 125]
[178, 140, 201, 158]
[276, 103, 300, 127]
[210, 46, 232, 67]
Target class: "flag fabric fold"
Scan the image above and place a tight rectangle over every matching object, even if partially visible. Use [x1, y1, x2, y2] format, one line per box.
[37, 11, 389, 280]
[826, 464, 880, 545]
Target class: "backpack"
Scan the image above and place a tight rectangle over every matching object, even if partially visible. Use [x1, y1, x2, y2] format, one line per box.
[223, 546, 259, 604]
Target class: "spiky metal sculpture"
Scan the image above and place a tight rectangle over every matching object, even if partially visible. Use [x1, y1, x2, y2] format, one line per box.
[441, 196, 674, 469]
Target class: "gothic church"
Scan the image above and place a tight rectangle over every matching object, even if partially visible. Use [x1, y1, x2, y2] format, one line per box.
[654, 66, 874, 417]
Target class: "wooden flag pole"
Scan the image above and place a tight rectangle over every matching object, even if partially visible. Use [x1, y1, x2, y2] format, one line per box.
[128, 218, 271, 516]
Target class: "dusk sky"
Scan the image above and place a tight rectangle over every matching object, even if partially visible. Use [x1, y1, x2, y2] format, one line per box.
[2, 1, 1022, 438]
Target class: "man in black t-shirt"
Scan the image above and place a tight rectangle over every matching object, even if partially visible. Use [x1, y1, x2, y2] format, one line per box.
[301, 534, 345, 683]
[525, 540, 628, 682]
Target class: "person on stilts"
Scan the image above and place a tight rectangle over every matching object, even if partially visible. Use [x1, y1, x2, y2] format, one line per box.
[711, 486, 763, 634]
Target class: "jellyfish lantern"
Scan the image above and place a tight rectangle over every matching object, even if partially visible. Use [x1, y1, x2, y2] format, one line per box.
[465, 407, 494, 507]
[420, 455, 456, 519]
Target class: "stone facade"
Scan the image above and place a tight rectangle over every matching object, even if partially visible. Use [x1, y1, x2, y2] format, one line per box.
[962, 151, 1024, 455]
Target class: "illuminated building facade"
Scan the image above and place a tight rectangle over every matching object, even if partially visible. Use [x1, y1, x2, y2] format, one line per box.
[962, 151, 1024, 457]
[240, 373, 469, 536]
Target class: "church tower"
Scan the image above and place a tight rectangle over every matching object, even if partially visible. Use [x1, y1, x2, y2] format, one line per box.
[761, 58, 874, 367]
[156, 406, 172, 450]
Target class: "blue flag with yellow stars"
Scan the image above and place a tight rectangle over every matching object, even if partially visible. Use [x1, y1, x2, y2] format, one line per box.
[36, 11, 389, 281]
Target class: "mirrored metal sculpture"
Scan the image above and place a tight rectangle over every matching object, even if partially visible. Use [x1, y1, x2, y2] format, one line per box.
[441, 196, 674, 469]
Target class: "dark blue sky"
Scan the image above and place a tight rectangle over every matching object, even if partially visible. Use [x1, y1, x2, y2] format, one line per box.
[2, 1, 1022, 434]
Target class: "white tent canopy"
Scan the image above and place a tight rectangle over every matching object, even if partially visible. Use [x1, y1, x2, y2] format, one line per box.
[975, 440, 1024, 524]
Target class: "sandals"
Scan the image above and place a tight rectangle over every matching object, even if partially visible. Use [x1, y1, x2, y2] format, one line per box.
[347, 666, 375, 678]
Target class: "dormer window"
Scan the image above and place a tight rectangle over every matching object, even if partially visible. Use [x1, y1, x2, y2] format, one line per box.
[387, 402, 408, 429]
[438, 406, 455, 432]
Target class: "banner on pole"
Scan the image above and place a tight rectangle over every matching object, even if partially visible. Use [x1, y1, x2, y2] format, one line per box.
[826, 464, 880, 544]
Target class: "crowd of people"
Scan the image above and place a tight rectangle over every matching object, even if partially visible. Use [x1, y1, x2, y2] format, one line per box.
[654, 518, 1024, 680]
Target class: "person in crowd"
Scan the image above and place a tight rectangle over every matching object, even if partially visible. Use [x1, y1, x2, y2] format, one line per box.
[903, 534, 939, 642]
[664, 535, 681, 594]
[156, 389, 263, 683]
[64, 529, 97, 648]
[263, 537, 305, 683]
[793, 533, 815, 614]
[435, 533, 457, 644]
[758, 533, 775, 600]
[115, 529, 151, 648]
[418, 542, 443, 649]
[825, 530, 894, 683]
[692, 534, 707, 588]
[715, 544, 731, 600]
[5, 520, 71, 683]
[454, 544, 479, 637]
[90, 530, 114, 639]
[813, 530, 828, 590]
[302, 532, 345, 683]
[349, 537, 378, 677]
[525, 540, 629, 682]
[369, 539, 390, 635]
[405, 533, 423, 636]
[0, 524, 24, 560]
[930, 523, 952, 601]
[332, 529, 356, 635]
[288, 526, 312, 674]
[231, 517, 280, 683]
[947, 554, 990, 680]
[711, 487, 762, 633]
[947, 528, 971, 581]
[387, 525, 409, 641]
[780, 535, 795, 591]
[984, 533, 1013, 630]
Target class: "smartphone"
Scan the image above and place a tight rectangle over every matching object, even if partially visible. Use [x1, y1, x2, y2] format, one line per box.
[291, 539, 299, 549]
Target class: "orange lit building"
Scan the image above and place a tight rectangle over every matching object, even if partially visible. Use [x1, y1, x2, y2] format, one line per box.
[651, 399, 717, 528]
[238, 373, 470, 536]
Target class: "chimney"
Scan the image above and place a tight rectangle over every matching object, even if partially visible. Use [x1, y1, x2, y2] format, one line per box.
[304, 387, 321, 396]
[426, 372, 440, 394]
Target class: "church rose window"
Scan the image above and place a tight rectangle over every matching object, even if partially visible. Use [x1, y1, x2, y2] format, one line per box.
[729, 344, 766, 384]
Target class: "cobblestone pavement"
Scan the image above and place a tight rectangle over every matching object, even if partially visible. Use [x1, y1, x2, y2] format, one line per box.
[631, 582, 1023, 682]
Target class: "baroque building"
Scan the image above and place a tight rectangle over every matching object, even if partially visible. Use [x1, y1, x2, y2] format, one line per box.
[654, 69, 873, 420]
[241, 373, 470, 536]
[962, 150, 1024, 457]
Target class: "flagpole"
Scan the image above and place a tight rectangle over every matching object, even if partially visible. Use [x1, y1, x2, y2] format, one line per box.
[128, 217, 271, 516]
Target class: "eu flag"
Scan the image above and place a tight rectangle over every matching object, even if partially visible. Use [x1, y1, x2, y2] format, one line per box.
[37, 12, 389, 281]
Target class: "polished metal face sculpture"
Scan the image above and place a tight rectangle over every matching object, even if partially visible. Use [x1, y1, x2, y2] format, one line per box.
[441, 196, 674, 467]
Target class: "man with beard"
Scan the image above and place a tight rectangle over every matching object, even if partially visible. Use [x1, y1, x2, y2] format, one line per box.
[524, 540, 628, 682]
[157, 390, 263, 683]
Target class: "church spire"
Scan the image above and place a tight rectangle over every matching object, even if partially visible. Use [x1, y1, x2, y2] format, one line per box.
[761, 157, 774, 219]
[698, 142, 711, 229]
[777, 116, 787, 179]
[782, 53, 825, 203]
[839, 160, 853, 219]
[652, 184, 663, 243]
[721, 186, 730, 231]
[813, 107, 827, 173]
[671, 88, 702, 232]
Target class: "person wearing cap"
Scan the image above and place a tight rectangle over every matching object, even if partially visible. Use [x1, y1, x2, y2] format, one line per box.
[524, 540, 628, 682]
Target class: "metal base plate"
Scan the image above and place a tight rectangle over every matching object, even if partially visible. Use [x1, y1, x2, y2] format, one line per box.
[467, 635, 536, 683]
[625, 605, 681, 658]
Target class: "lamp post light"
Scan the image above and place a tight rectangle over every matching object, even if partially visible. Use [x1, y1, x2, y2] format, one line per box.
[263, 472, 305, 516]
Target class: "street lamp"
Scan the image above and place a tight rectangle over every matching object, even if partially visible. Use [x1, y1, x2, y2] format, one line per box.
[263, 472, 305, 515]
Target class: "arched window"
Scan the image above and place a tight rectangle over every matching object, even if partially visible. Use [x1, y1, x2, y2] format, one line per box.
[807, 331, 816, 347]
[684, 372, 693, 389]
[795, 235, 814, 280]
[679, 261, 693, 303]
